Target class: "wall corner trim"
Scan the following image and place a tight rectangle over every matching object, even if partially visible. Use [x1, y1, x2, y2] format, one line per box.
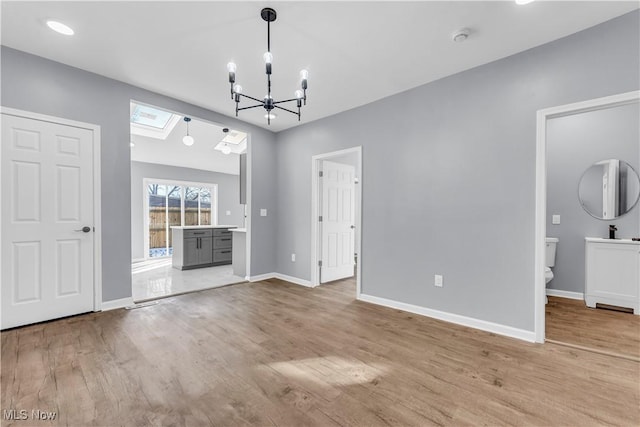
[358, 293, 536, 343]
[546, 289, 585, 300]
[101, 297, 134, 311]
[247, 272, 314, 288]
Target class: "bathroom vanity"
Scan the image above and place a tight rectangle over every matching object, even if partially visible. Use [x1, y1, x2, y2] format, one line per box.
[585, 237, 640, 314]
[171, 225, 236, 270]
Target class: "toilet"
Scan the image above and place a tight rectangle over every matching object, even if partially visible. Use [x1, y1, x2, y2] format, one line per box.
[545, 237, 559, 303]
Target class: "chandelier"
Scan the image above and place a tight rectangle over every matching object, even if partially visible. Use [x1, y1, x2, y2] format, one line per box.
[227, 8, 308, 125]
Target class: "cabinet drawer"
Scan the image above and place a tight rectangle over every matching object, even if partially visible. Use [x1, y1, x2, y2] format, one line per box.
[184, 229, 212, 238]
[213, 248, 232, 263]
[213, 228, 233, 237]
[214, 236, 232, 249]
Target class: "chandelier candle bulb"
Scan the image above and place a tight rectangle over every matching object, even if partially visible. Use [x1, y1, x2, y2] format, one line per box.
[264, 52, 273, 74]
[233, 84, 242, 102]
[295, 90, 303, 108]
[227, 62, 236, 82]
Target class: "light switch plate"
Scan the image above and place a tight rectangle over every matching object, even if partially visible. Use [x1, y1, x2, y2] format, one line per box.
[434, 274, 443, 287]
[291, 253, 296, 262]
[260, 209, 267, 217]
[552, 214, 561, 225]
[226, 210, 231, 216]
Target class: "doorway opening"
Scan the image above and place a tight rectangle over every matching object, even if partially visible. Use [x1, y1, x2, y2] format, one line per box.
[129, 101, 250, 302]
[310, 147, 363, 296]
[534, 91, 640, 348]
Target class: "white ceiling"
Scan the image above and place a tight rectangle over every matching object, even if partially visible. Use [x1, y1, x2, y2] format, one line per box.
[1, 1, 638, 132]
[130, 113, 241, 175]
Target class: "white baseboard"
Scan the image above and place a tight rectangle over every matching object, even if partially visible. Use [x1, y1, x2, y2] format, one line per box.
[546, 289, 584, 300]
[273, 273, 314, 287]
[247, 272, 314, 288]
[100, 297, 134, 311]
[247, 272, 276, 282]
[358, 293, 536, 343]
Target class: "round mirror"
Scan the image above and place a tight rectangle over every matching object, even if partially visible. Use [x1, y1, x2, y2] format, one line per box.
[578, 159, 640, 220]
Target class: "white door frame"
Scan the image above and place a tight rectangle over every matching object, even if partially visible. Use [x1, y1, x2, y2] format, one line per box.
[244, 133, 252, 279]
[534, 90, 640, 343]
[1, 107, 103, 311]
[310, 146, 362, 296]
[129, 100, 252, 281]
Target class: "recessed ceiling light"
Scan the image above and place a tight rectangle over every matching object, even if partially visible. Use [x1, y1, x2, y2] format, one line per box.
[515, 0, 535, 5]
[46, 20, 75, 36]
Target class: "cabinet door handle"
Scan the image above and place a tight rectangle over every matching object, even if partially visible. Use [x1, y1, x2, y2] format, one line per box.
[193, 232, 205, 235]
[220, 238, 231, 241]
[221, 250, 231, 254]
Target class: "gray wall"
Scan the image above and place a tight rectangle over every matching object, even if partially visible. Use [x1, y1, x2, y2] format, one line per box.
[275, 11, 640, 331]
[546, 103, 640, 294]
[1, 46, 278, 302]
[130, 161, 244, 260]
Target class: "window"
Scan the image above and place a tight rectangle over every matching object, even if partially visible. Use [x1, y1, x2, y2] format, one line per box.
[145, 179, 217, 258]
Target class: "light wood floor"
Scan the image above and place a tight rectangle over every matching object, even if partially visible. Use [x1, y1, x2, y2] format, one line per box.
[546, 296, 640, 360]
[2, 278, 639, 426]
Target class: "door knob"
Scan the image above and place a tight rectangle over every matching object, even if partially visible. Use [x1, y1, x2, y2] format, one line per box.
[350, 225, 355, 229]
[74, 226, 91, 233]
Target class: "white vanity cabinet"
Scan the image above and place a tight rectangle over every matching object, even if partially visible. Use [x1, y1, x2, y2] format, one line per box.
[585, 238, 640, 314]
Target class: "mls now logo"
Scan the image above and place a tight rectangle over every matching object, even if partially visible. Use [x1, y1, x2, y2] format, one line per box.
[3, 409, 57, 421]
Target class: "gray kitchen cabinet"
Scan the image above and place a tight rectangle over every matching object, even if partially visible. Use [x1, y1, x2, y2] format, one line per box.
[172, 227, 234, 270]
[212, 228, 233, 265]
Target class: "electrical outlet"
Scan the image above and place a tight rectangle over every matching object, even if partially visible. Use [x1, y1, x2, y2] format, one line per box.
[260, 209, 267, 217]
[552, 214, 560, 225]
[434, 274, 443, 287]
[226, 210, 231, 216]
[291, 253, 296, 262]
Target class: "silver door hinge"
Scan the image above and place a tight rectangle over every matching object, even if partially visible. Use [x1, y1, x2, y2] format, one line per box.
[318, 260, 322, 267]
[319, 171, 323, 177]
[318, 216, 323, 222]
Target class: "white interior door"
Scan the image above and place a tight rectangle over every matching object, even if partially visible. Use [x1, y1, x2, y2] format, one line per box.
[321, 160, 355, 283]
[1, 113, 95, 329]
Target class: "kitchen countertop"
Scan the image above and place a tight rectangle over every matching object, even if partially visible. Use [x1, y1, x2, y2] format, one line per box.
[170, 225, 238, 230]
[231, 228, 247, 233]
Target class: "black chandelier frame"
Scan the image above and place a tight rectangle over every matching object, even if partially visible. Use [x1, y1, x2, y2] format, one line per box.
[227, 8, 308, 125]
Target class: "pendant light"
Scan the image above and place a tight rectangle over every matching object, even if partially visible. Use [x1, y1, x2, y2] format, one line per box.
[182, 117, 194, 146]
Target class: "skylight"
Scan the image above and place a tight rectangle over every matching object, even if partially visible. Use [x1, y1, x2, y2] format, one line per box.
[130, 102, 181, 140]
[131, 104, 174, 129]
